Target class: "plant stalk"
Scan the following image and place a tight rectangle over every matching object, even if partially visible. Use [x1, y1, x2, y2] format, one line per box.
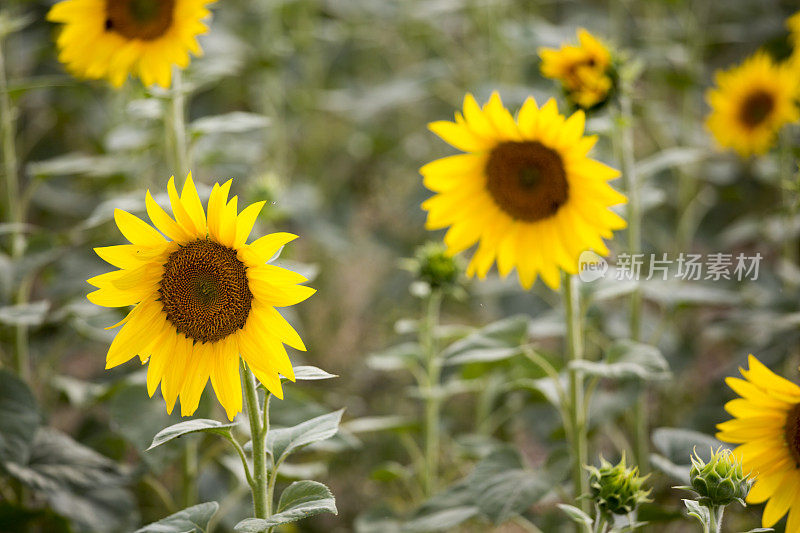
[242, 361, 270, 519]
[564, 273, 589, 513]
[618, 88, 649, 473]
[167, 67, 189, 180]
[0, 28, 29, 381]
[421, 289, 443, 496]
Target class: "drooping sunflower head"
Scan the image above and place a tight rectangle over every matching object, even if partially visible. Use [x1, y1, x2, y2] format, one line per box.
[88, 173, 315, 420]
[538, 29, 615, 110]
[47, 0, 215, 88]
[717, 355, 800, 530]
[421, 92, 626, 291]
[705, 52, 800, 158]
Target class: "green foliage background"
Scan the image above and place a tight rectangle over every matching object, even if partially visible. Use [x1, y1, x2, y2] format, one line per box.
[1, 0, 800, 531]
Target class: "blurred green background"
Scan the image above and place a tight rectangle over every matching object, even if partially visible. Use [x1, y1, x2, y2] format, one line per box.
[2, 0, 800, 531]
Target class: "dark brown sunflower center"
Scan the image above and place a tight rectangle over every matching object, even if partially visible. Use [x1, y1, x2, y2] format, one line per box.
[739, 90, 775, 129]
[160, 240, 253, 343]
[785, 404, 800, 467]
[104, 0, 175, 40]
[485, 141, 569, 222]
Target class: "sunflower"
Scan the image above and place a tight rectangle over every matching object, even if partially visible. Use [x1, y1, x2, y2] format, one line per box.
[705, 52, 799, 157]
[717, 355, 800, 530]
[538, 29, 614, 110]
[47, 0, 214, 88]
[421, 92, 626, 291]
[87, 174, 314, 420]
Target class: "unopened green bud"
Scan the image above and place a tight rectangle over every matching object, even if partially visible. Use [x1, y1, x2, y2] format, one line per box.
[413, 242, 460, 290]
[586, 454, 651, 515]
[689, 447, 752, 506]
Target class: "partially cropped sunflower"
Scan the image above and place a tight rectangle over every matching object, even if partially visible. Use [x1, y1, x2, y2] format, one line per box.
[706, 53, 799, 157]
[717, 355, 800, 530]
[47, 0, 214, 88]
[421, 92, 626, 290]
[539, 29, 615, 110]
[88, 174, 314, 420]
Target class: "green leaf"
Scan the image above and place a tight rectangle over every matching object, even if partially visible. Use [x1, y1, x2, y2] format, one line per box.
[0, 369, 40, 465]
[401, 507, 480, 532]
[147, 419, 238, 451]
[234, 481, 337, 531]
[556, 504, 593, 531]
[135, 502, 219, 533]
[367, 342, 421, 372]
[189, 112, 270, 136]
[267, 409, 344, 465]
[635, 147, 705, 179]
[682, 499, 710, 526]
[569, 340, 670, 381]
[651, 428, 725, 483]
[0, 301, 50, 327]
[342, 415, 413, 434]
[4, 428, 136, 531]
[291, 366, 338, 381]
[442, 315, 529, 365]
[406, 447, 551, 529]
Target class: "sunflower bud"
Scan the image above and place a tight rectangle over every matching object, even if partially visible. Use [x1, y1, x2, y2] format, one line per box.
[411, 242, 461, 291]
[689, 447, 752, 506]
[586, 455, 651, 515]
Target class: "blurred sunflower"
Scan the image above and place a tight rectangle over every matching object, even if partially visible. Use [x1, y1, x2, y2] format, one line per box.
[789, 11, 800, 72]
[421, 92, 626, 290]
[88, 174, 314, 420]
[705, 53, 799, 157]
[47, 0, 214, 88]
[717, 355, 800, 530]
[538, 29, 614, 110]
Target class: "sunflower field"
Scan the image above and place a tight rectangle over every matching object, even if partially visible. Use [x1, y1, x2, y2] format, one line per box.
[1, 0, 800, 532]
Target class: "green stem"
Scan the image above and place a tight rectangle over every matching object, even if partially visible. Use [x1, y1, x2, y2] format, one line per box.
[242, 361, 269, 519]
[564, 273, 589, 513]
[181, 438, 198, 508]
[167, 67, 189, 180]
[618, 88, 648, 473]
[0, 28, 29, 381]
[708, 504, 724, 533]
[421, 289, 443, 497]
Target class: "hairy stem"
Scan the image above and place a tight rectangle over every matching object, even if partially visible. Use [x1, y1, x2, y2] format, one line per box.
[421, 289, 443, 496]
[242, 361, 269, 518]
[564, 274, 589, 513]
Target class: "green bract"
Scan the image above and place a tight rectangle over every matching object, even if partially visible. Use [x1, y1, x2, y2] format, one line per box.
[689, 447, 752, 506]
[586, 455, 651, 515]
[413, 242, 461, 290]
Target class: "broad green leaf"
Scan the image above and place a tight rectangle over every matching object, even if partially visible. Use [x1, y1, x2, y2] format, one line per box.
[556, 504, 593, 531]
[267, 409, 344, 464]
[569, 340, 670, 381]
[4, 428, 135, 532]
[367, 342, 421, 372]
[401, 507, 479, 532]
[234, 480, 336, 531]
[190, 112, 270, 136]
[0, 369, 40, 465]
[651, 428, 724, 464]
[0, 301, 50, 327]
[135, 502, 219, 533]
[406, 447, 551, 529]
[147, 419, 238, 451]
[343, 415, 413, 434]
[291, 366, 338, 381]
[651, 428, 725, 483]
[442, 315, 529, 365]
[635, 147, 705, 179]
[354, 507, 402, 533]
